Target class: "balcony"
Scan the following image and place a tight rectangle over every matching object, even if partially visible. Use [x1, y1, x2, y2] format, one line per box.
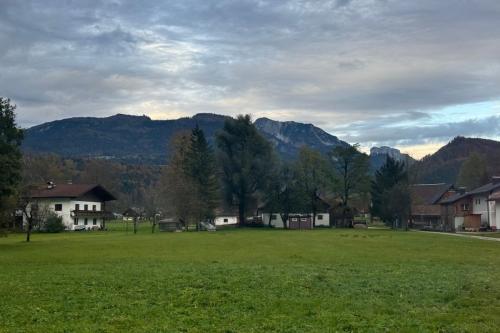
[71, 209, 114, 219]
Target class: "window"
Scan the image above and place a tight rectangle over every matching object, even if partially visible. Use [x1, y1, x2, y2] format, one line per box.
[93, 218, 97, 225]
[84, 204, 88, 211]
[75, 204, 80, 211]
[317, 215, 323, 220]
[271, 214, 277, 220]
[475, 199, 481, 205]
[461, 204, 470, 211]
[84, 218, 88, 225]
[301, 218, 307, 222]
[291, 217, 298, 222]
[92, 205, 96, 211]
[223, 218, 229, 223]
[74, 218, 79, 225]
[54, 204, 62, 211]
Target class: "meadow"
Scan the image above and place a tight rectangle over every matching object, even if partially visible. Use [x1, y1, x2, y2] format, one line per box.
[1, 224, 500, 332]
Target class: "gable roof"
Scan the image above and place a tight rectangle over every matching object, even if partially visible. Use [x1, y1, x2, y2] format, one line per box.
[31, 184, 116, 201]
[440, 179, 500, 204]
[410, 183, 453, 205]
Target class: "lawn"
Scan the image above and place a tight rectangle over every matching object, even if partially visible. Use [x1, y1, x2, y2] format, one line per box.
[1, 226, 500, 332]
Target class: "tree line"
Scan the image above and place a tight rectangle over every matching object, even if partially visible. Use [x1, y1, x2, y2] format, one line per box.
[0, 98, 412, 234]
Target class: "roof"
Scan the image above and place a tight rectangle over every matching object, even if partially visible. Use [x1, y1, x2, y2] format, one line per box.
[440, 180, 500, 204]
[30, 184, 116, 201]
[489, 191, 500, 201]
[410, 183, 453, 205]
[467, 182, 500, 195]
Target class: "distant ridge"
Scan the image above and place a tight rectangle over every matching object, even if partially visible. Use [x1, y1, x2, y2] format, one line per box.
[414, 136, 500, 183]
[23, 113, 350, 164]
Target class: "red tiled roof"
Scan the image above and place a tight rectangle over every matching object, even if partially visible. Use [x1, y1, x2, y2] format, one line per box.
[30, 184, 116, 201]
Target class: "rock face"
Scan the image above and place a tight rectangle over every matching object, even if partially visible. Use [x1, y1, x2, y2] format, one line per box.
[23, 113, 350, 164]
[369, 146, 415, 171]
[254, 117, 350, 159]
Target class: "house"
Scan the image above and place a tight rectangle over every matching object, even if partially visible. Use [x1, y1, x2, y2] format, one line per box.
[157, 218, 183, 232]
[488, 191, 500, 231]
[214, 215, 239, 226]
[123, 207, 141, 221]
[409, 183, 458, 230]
[27, 183, 116, 230]
[440, 177, 500, 231]
[261, 212, 330, 228]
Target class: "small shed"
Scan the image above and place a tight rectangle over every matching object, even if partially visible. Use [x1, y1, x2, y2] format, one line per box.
[289, 214, 313, 230]
[158, 218, 183, 232]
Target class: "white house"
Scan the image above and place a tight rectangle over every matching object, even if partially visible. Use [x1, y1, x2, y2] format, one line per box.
[261, 212, 330, 228]
[27, 183, 116, 230]
[214, 215, 239, 226]
[468, 177, 500, 228]
[488, 191, 500, 231]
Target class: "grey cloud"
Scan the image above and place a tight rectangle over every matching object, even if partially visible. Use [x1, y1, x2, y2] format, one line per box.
[0, 0, 500, 149]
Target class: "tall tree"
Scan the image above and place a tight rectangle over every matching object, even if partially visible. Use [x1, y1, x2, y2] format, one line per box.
[216, 115, 273, 225]
[159, 132, 200, 229]
[264, 162, 301, 229]
[371, 157, 409, 228]
[294, 147, 331, 227]
[184, 125, 219, 221]
[0, 98, 24, 231]
[457, 152, 489, 190]
[329, 144, 370, 227]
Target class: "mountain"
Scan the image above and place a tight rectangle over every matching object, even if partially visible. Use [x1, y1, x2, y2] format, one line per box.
[23, 113, 350, 164]
[415, 137, 500, 183]
[254, 117, 349, 159]
[369, 146, 415, 171]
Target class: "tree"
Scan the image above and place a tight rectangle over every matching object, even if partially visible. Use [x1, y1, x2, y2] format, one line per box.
[216, 115, 273, 225]
[184, 125, 219, 222]
[294, 147, 331, 227]
[159, 132, 200, 230]
[263, 162, 301, 229]
[18, 186, 51, 242]
[329, 144, 370, 227]
[0, 98, 24, 231]
[371, 157, 409, 228]
[457, 152, 489, 190]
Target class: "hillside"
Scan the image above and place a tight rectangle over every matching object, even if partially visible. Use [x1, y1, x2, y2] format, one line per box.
[23, 113, 350, 164]
[415, 137, 500, 183]
[369, 146, 415, 172]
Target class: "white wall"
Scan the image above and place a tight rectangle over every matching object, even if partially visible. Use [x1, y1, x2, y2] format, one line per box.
[494, 201, 500, 230]
[214, 216, 238, 226]
[262, 213, 330, 228]
[25, 198, 104, 230]
[472, 195, 489, 223]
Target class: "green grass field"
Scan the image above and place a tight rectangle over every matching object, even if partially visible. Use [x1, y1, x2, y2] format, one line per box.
[1, 224, 500, 332]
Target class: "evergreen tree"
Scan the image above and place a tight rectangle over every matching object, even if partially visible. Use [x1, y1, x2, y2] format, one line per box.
[371, 157, 409, 228]
[0, 98, 24, 231]
[185, 125, 219, 221]
[216, 115, 273, 225]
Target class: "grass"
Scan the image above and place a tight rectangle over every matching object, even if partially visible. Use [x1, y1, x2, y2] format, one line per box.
[1, 225, 500, 332]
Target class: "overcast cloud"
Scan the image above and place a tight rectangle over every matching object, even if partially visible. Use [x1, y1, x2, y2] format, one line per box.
[1, 0, 500, 157]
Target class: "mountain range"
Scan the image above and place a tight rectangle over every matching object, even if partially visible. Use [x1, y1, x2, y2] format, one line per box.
[23, 113, 350, 164]
[22, 114, 500, 184]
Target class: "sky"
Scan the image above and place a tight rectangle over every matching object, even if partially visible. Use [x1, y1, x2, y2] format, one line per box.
[1, 0, 500, 159]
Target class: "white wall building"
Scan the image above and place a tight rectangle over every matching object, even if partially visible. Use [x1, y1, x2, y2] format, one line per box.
[467, 178, 500, 228]
[214, 215, 239, 226]
[26, 183, 116, 230]
[488, 191, 500, 231]
[261, 212, 330, 228]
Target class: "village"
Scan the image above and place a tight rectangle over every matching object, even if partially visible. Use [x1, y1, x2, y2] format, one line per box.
[14, 175, 500, 234]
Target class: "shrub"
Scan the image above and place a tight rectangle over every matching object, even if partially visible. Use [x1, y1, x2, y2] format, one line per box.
[44, 214, 65, 233]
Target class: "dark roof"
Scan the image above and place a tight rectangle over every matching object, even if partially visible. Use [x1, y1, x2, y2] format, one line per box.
[440, 181, 500, 204]
[31, 184, 116, 201]
[410, 183, 453, 205]
[467, 182, 500, 195]
[440, 192, 469, 204]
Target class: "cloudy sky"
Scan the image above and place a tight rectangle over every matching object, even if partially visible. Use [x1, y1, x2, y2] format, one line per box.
[1, 0, 500, 158]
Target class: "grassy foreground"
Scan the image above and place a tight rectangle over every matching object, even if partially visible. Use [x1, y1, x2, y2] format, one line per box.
[1, 226, 500, 332]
